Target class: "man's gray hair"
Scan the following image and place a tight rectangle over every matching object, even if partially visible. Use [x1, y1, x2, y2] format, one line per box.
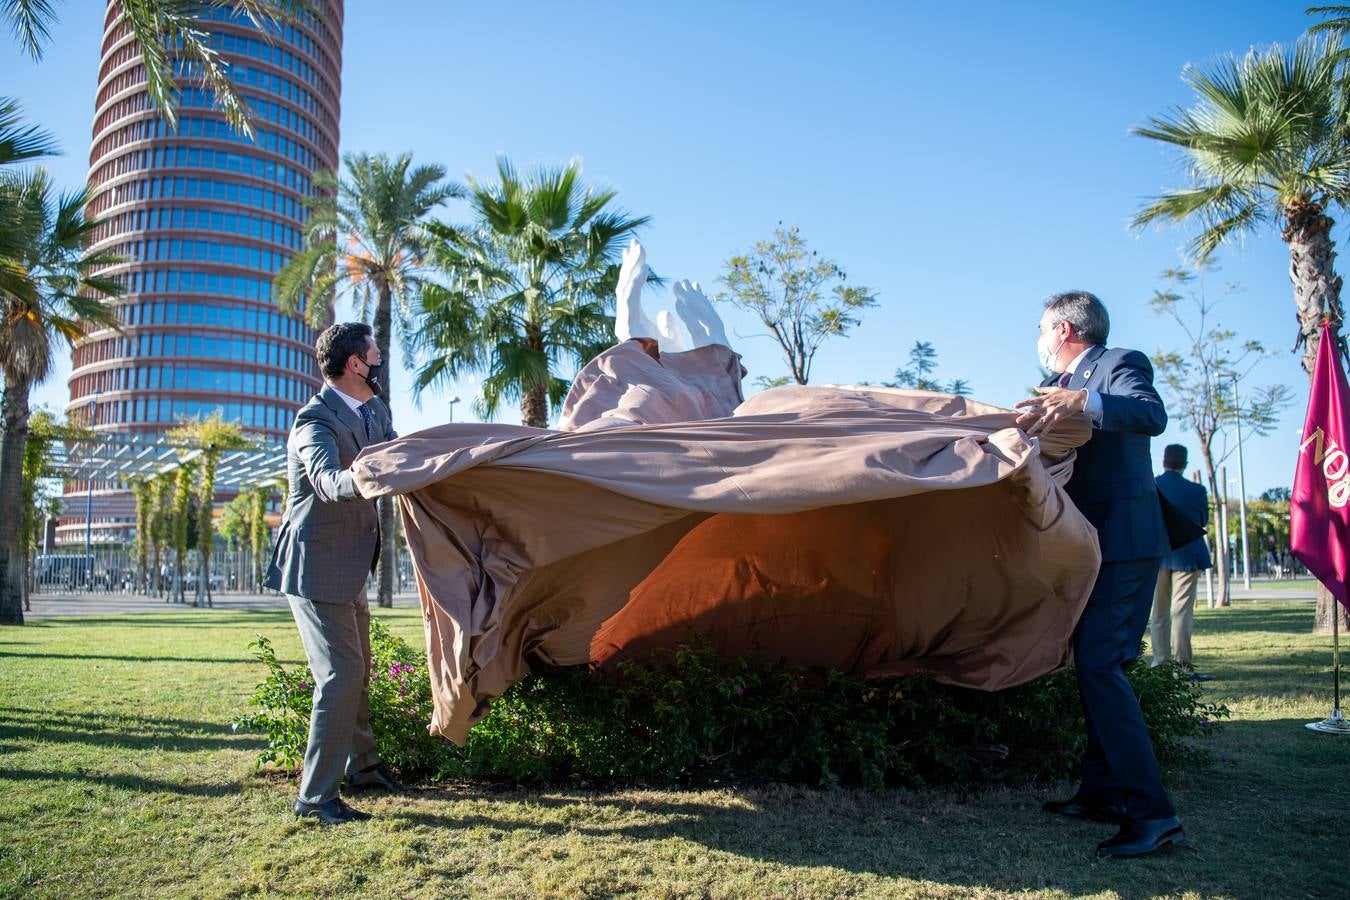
[1044, 291, 1110, 345]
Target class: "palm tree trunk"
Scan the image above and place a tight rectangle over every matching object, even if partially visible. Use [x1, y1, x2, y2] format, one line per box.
[1285, 200, 1345, 374]
[521, 332, 550, 428]
[373, 280, 396, 608]
[0, 376, 33, 625]
[1284, 201, 1350, 634]
[521, 385, 549, 428]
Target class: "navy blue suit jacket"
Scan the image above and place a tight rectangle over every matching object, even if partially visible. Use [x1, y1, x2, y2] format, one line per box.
[1051, 345, 1172, 563]
[1155, 470, 1212, 571]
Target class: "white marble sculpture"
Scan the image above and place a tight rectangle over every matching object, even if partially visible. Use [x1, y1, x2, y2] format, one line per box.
[614, 239, 730, 353]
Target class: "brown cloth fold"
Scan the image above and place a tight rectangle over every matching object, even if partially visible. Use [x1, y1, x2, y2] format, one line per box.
[352, 343, 1099, 744]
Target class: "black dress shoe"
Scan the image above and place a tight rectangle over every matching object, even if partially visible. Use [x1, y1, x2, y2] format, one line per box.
[1096, 816, 1187, 858]
[344, 762, 403, 793]
[293, 797, 371, 825]
[1043, 797, 1128, 824]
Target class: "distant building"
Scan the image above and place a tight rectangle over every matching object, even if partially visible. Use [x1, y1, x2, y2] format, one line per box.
[59, 1, 344, 546]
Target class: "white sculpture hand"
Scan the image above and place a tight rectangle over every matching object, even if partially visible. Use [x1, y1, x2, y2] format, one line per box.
[674, 279, 730, 349]
[614, 239, 660, 342]
[655, 309, 691, 352]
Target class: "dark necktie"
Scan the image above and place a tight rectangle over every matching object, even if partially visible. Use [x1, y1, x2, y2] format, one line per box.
[1057, 371, 1073, 389]
[357, 402, 373, 442]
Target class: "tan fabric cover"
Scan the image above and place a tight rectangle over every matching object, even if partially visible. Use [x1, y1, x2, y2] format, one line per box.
[351, 344, 1099, 744]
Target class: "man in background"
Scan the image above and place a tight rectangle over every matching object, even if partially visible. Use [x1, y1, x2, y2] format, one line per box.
[1152, 445, 1212, 678]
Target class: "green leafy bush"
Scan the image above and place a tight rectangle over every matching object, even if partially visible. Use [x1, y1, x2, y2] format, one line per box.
[233, 627, 1228, 790]
[230, 619, 454, 773]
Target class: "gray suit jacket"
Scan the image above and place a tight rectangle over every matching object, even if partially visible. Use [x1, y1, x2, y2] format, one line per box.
[264, 385, 395, 602]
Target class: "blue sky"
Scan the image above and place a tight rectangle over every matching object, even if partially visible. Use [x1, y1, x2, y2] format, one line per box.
[1, 1, 1325, 495]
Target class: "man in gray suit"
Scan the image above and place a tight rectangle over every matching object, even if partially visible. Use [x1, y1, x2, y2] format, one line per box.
[264, 321, 401, 824]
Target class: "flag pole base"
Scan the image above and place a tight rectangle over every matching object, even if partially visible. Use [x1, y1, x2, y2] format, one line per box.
[1306, 709, 1350, 734]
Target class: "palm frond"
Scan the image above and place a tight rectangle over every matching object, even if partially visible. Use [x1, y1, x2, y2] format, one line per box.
[1, 0, 56, 60]
[0, 96, 59, 168]
[1133, 35, 1349, 250]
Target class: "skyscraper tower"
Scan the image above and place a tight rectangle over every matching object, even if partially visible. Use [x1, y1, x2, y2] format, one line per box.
[61, 1, 343, 547]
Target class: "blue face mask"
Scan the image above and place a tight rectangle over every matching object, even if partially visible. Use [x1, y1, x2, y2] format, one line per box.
[1037, 329, 1065, 371]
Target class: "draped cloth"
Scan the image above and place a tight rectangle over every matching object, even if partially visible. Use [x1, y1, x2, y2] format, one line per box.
[351, 341, 1100, 744]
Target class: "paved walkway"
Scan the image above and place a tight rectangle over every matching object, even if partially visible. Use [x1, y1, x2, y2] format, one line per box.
[20, 580, 1318, 620]
[22, 589, 423, 619]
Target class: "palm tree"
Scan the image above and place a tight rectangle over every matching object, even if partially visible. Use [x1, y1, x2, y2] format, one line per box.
[4, 0, 315, 140]
[166, 413, 255, 607]
[0, 169, 122, 625]
[1132, 35, 1350, 632]
[416, 158, 649, 428]
[1131, 37, 1349, 373]
[275, 151, 459, 609]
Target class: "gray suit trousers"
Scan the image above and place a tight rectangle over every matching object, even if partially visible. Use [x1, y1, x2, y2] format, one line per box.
[287, 590, 381, 804]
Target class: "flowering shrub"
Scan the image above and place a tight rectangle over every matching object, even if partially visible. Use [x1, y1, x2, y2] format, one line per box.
[231, 619, 457, 775]
[233, 627, 1228, 789]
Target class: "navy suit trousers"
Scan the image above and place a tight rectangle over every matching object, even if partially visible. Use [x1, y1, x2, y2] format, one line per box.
[1072, 556, 1176, 821]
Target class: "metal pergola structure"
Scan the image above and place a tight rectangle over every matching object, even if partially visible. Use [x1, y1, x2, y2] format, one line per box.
[48, 432, 287, 488]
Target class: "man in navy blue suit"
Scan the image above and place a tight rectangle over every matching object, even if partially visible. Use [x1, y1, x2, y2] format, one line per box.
[1014, 291, 1186, 859]
[1153, 445, 1212, 673]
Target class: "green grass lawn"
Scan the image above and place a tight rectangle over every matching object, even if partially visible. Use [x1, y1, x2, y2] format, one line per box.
[2, 601, 1347, 898]
[1237, 578, 1318, 592]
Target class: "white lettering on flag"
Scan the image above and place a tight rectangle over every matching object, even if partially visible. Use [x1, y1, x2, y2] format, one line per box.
[1299, 426, 1350, 508]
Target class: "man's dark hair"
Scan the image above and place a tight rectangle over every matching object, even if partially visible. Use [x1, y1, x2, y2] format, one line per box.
[316, 322, 373, 381]
[1163, 444, 1188, 471]
[1044, 291, 1110, 345]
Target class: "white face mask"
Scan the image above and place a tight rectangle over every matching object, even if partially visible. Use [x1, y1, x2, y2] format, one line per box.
[1037, 328, 1065, 371]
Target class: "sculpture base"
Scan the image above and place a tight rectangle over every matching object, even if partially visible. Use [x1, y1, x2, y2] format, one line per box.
[1305, 709, 1350, 734]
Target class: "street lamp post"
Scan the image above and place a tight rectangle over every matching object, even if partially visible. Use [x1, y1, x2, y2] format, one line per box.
[448, 395, 461, 422]
[1231, 375, 1252, 589]
[84, 391, 100, 590]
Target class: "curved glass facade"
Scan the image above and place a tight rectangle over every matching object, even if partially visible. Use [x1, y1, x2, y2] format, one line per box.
[63, 1, 343, 544]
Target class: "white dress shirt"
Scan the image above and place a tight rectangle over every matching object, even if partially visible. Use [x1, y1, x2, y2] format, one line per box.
[330, 384, 368, 415]
[1061, 345, 1104, 427]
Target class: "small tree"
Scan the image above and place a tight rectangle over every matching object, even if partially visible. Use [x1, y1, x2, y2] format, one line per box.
[170, 462, 196, 604]
[251, 486, 272, 591]
[167, 414, 255, 607]
[1148, 269, 1293, 606]
[129, 478, 153, 594]
[887, 341, 973, 395]
[1246, 489, 1292, 575]
[150, 471, 175, 599]
[716, 225, 877, 385]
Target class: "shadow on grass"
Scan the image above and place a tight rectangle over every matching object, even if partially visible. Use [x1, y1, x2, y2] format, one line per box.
[1194, 602, 1317, 636]
[358, 716, 1341, 896]
[0, 707, 259, 753]
[0, 651, 275, 665]
[0, 767, 246, 798]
